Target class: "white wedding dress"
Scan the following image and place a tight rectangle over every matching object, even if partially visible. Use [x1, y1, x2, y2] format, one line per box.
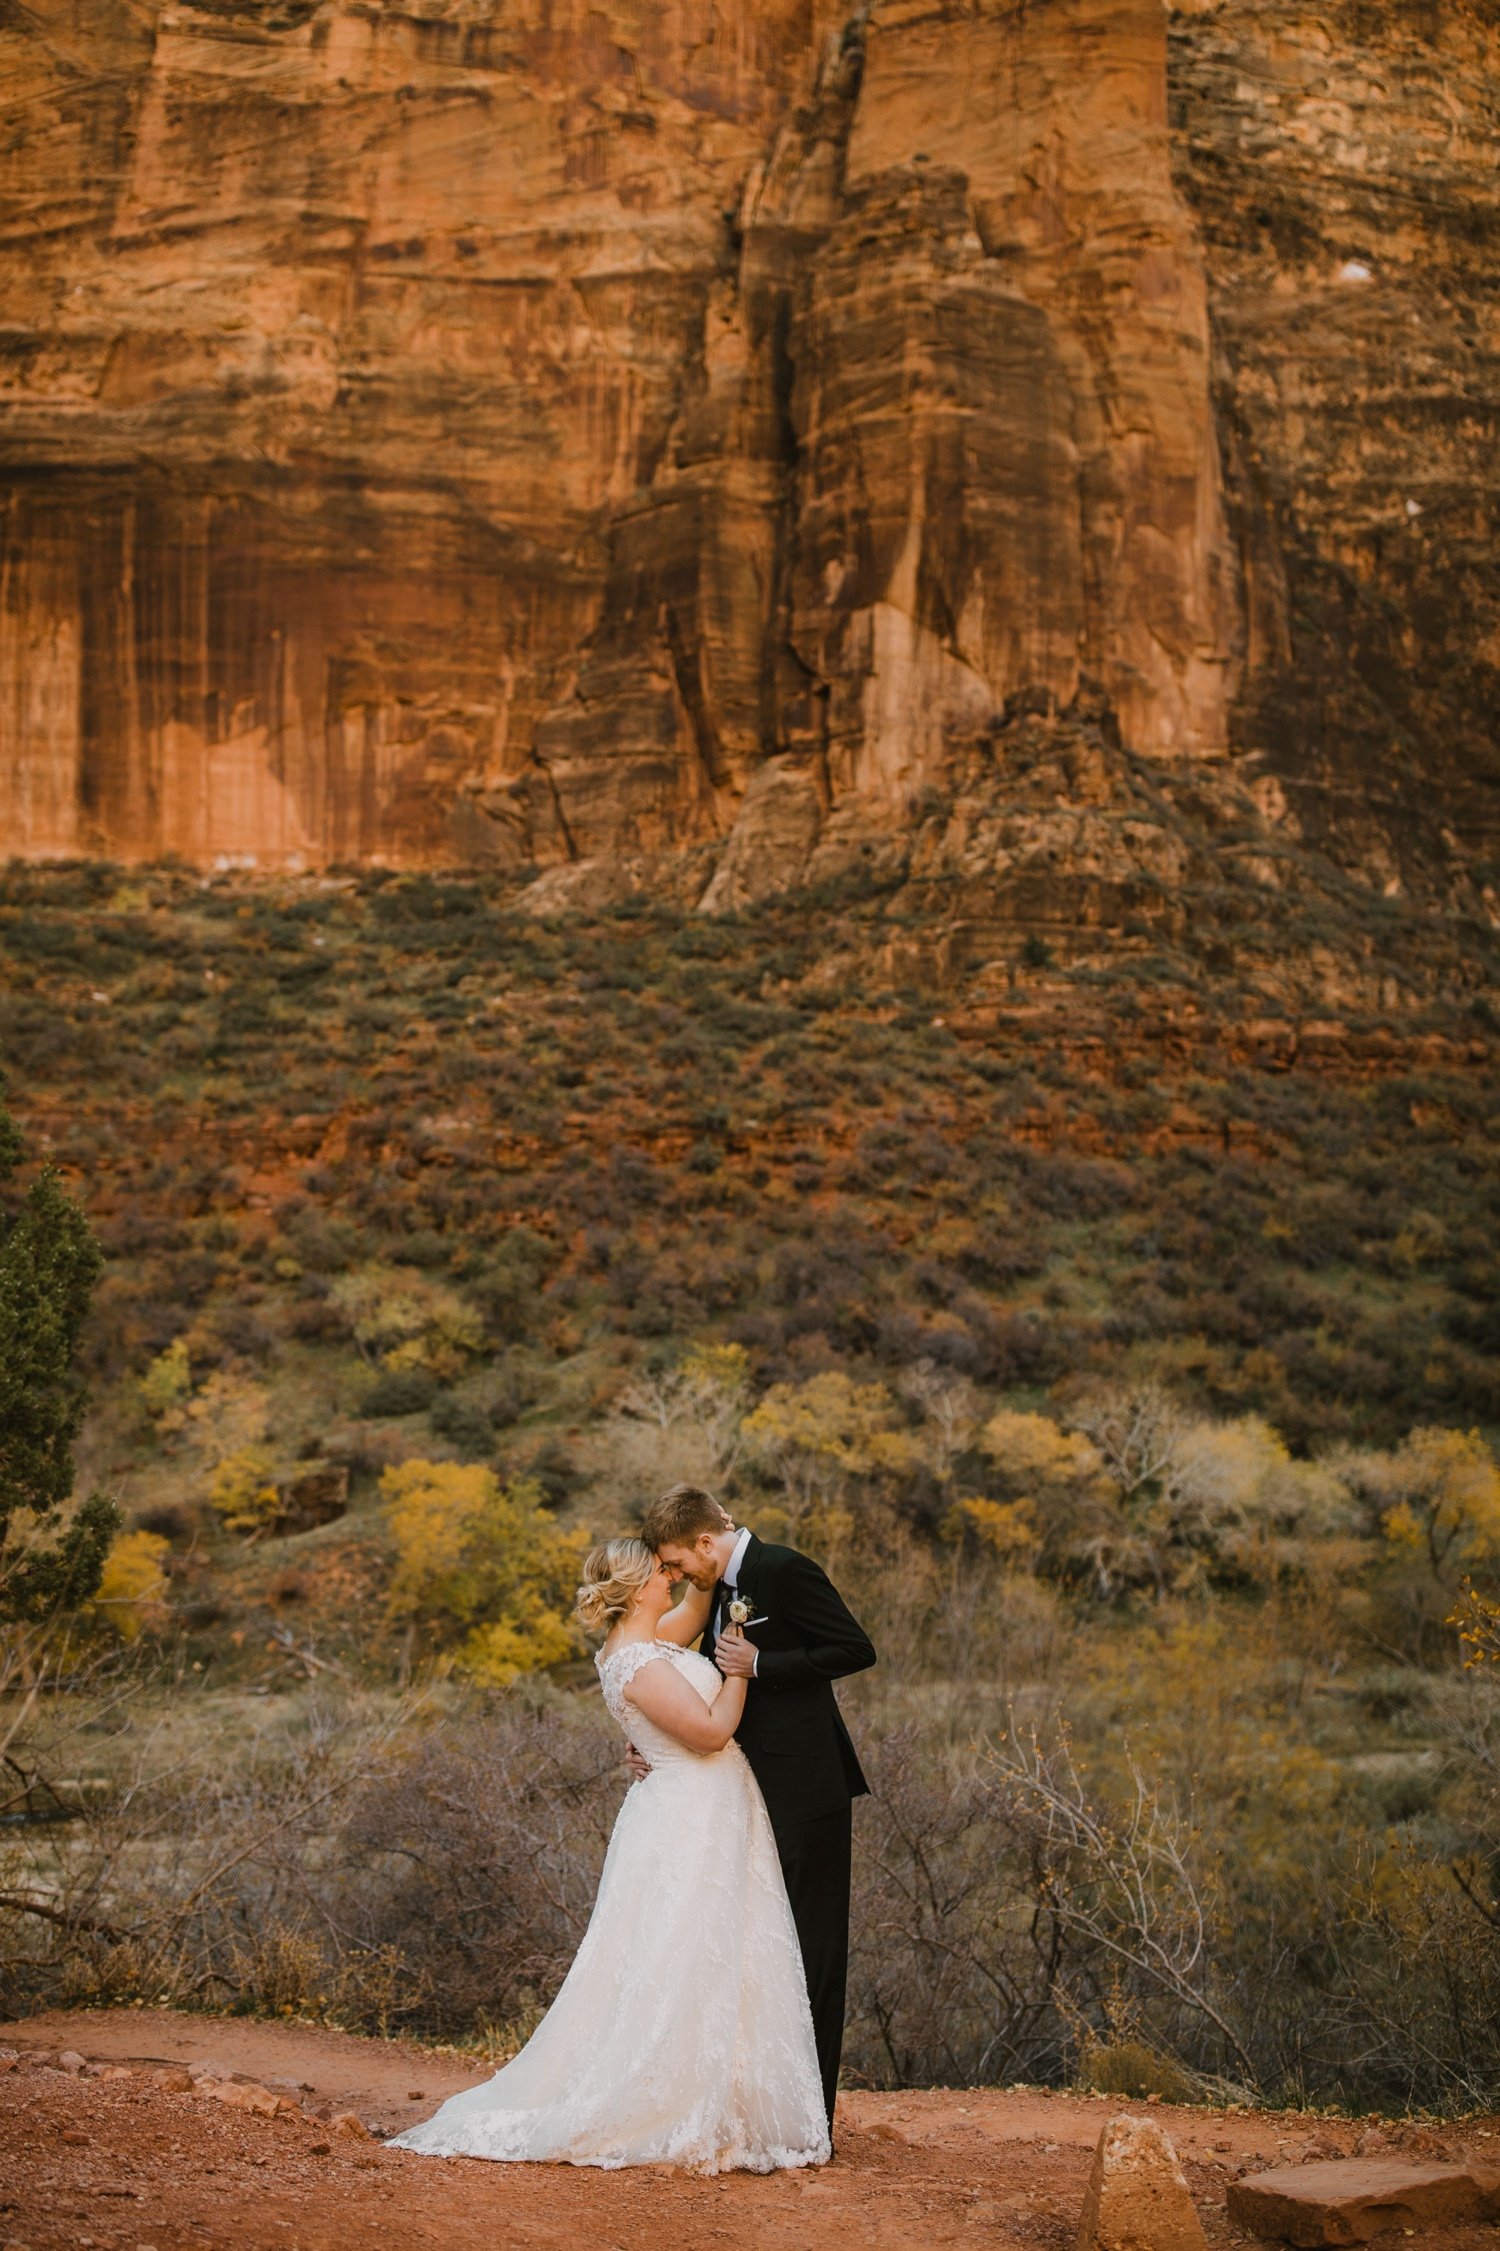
[391, 1640, 830, 2174]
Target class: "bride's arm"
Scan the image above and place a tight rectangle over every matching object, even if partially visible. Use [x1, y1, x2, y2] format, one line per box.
[654, 1578, 713, 1649]
[626, 1659, 746, 1754]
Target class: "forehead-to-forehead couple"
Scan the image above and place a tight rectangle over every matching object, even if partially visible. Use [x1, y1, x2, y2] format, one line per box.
[393, 1480, 877, 2177]
[576, 1482, 742, 1624]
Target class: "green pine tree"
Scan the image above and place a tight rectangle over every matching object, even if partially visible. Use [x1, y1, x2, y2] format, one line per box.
[0, 1077, 117, 1619]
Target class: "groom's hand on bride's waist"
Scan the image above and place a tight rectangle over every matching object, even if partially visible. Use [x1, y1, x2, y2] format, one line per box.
[623, 1743, 651, 1781]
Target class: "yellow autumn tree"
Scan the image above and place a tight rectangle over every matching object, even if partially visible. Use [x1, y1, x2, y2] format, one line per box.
[942, 1495, 1042, 1569]
[1365, 1428, 1500, 1582]
[381, 1459, 589, 1686]
[980, 1408, 1103, 1488]
[1452, 1579, 1500, 1669]
[187, 1370, 273, 1458]
[743, 1371, 921, 1539]
[208, 1447, 282, 1536]
[88, 1528, 171, 1641]
[977, 1408, 1115, 1583]
[137, 1337, 192, 1431]
[331, 1264, 482, 1380]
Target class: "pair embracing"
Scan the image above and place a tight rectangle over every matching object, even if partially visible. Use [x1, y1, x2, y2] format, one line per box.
[394, 1482, 877, 2176]
[644, 1486, 878, 2130]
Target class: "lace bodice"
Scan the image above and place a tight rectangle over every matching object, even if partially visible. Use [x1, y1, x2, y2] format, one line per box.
[596, 1639, 728, 1766]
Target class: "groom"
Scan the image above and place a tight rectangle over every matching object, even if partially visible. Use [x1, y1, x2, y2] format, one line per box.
[636, 1484, 877, 2134]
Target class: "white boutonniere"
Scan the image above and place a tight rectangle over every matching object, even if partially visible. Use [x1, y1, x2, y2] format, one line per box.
[727, 1594, 767, 1627]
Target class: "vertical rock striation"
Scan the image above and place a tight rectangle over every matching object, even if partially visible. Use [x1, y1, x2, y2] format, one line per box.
[0, 0, 1494, 895]
[1167, 0, 1500, 881]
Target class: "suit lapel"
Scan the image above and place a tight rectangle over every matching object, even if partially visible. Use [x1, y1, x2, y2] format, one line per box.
[734, 1534, 768, 1647]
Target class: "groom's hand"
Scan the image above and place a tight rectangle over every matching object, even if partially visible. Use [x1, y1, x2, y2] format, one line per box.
[714, 1628, 758, 1679]
[624, 1743, 651, 1781]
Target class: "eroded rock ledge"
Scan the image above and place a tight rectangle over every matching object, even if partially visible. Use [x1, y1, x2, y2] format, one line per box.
[2, 0, 1496, 909]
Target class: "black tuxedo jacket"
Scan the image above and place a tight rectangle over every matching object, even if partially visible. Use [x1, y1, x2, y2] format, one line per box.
[706, 1532, 876, 1833]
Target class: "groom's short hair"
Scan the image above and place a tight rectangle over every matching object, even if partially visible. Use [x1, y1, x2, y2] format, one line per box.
[640, 1485, 730, 1549]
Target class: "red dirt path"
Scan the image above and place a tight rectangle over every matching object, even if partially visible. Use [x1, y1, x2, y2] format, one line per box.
[1, 2010, 1496, 2251]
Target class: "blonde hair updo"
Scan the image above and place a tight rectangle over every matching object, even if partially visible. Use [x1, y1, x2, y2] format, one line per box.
[575, 1537, 656, 1635]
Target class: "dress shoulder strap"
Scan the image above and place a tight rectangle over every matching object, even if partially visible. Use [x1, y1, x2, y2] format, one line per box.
[596, 1639, 680, 1693]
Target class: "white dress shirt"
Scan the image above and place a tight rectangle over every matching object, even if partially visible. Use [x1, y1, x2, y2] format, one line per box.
[723, 1525, 752, 1589]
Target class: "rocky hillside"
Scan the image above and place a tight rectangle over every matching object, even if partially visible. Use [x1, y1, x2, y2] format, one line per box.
[2, 0, 1496, 907]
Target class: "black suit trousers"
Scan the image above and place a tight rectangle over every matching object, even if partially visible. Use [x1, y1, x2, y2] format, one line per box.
[770, 1800, 852, 2129]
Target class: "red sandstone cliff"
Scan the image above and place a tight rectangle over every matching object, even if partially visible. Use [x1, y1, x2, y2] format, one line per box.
[1, 0, 1495, 901]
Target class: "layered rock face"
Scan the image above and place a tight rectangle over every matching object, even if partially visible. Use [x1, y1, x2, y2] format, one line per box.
[1, 0, 1495, 894]
[1170, 0, 1500, 887]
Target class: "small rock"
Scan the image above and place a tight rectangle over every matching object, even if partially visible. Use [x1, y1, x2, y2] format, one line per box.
[98, 2064, 136, 2082]
[329, 2111, 372, 2141]
[195, 2075, 289, 2118]
[61, 2128, 90, 2146]
[56, 2049, 88, 2073]
[148, 2067, 194, 2093]
[310, 2139, 332, 2156]
[1076, 2113, 1209, 2251]
[407, 2089, 425, 2100]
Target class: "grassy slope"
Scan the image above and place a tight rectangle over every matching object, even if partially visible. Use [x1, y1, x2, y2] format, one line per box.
[1, 854, 1498, 2102]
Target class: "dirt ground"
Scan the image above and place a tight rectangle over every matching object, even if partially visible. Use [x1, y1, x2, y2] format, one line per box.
[2, 2010, 1497, 2251]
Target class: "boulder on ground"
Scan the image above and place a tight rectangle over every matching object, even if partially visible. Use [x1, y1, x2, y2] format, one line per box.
[328, 2110, 373, 2141]
[1076, 2114, 1208, 2251]
[272, 1460, 349, 1534]
[1228, 2158, 1500, 2247]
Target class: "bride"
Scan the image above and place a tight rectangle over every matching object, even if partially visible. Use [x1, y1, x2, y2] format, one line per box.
[391, 1537, 831, 2174]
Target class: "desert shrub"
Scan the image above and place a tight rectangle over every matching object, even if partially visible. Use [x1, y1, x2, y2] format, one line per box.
[335, 1701, 617, 2037]
[469, 1227, 554, 1343]
[428, 1393, 494, 1458]
[134, 1503, 194, 1543]
[1079, 2042, 1196, 2102]
[358, 1367, 439, 1419]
